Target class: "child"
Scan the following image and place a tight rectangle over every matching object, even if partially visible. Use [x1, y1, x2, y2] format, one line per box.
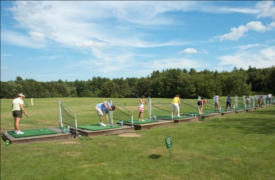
[258, 96, 262, 108]
[198, 99, 207, 114]
[226, 95, 232, 110]
[138, 95, 146, 121]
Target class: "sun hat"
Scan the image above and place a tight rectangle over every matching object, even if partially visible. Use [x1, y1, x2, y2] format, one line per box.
[18, 93, 25, 97]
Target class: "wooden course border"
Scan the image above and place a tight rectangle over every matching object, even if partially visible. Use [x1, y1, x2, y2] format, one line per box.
[123, 120, 174, 130]
[1, 127, 76, 145]
[77, 125, 134, 137]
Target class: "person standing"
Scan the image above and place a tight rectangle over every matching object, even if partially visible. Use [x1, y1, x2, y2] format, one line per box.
[258, 96, 263, 107]
[12, 93, 28, 134]
[95, 101, 115, 126]
[214, 93, 220, 111]
[172, 95, 181, 117]
[138, 95, 146, 121]
[198, 99, 207, 114]
[226, 95, 232, 110]
[245, 96, 251, 107]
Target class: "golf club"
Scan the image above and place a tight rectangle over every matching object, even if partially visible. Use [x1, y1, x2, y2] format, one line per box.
[26, 116, 42, 132]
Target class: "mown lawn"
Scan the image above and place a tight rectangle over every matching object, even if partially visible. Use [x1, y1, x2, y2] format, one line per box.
[1, 98, 275, 180]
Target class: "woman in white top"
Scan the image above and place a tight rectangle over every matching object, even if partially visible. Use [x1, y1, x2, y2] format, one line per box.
[138, 95, 146, 121]
[214, 93, 219, 111]
[12, 93, 28, 134]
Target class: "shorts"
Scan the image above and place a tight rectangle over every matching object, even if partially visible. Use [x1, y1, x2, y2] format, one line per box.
[13, 110, 22, 118]
[95, 107, 103, 116]
[215, 102, 219, 107]
[172, 103, 179, 111]
[197, 101, 202, 106]
[138, 107, 144, 112]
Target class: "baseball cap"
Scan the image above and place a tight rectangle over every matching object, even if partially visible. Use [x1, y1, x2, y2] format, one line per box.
[18, 93, 25, 97]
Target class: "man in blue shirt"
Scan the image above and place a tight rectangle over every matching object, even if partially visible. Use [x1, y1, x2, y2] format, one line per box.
[95, 101, 115, 126]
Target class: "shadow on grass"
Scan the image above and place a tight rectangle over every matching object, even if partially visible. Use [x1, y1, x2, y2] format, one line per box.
[148, 154, 162, 159]
[206, 110, 275, 135]
[251, 109, 275, 115]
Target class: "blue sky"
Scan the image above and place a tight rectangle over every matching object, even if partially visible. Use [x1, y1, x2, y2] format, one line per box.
[1, 1, 275, 82]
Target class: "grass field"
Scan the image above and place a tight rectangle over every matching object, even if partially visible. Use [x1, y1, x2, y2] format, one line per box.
[1, 98, 275, 180]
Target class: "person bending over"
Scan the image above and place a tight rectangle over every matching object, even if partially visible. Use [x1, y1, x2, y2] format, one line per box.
[172, 95, 181, 117]
[95, 101, 115, 126]
[198, 99, 206, 114]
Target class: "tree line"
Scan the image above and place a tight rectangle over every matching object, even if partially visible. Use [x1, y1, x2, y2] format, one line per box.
[1, 66, 274, 99]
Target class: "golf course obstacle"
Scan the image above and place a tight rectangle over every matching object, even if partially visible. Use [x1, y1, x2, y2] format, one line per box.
[1, 99, 79, 144]
[149, 97, 173, 120]
[76, 99, 134, 137]
[110, 99, 134, 127]
[58, 98, 78, 135]
[116, 97, 174, 130]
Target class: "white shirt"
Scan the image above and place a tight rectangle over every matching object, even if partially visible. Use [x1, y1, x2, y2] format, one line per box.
[12, 98, 24, 111]
[214, 95, 219, 102]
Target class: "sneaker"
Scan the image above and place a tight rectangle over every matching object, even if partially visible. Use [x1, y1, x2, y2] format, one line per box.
[14, 130, 18, 134]
[17, 131, 24, 135]
[99, 122, 106, 127]
[177, 115, 181, 117]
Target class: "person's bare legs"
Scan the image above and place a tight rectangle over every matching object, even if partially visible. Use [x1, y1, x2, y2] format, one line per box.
[99, 115, 103, 123]
[14, 117, 21, 132]
[141, 112, 144, 121]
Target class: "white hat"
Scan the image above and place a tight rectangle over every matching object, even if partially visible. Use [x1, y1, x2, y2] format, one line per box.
[18, 93, 25, 97]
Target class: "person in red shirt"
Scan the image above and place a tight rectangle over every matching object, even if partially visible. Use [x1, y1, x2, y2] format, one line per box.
[198, 99, 207, 114]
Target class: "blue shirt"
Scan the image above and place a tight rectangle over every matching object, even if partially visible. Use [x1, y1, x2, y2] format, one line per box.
[96, 102, 111, 115]
[227, 97, 231, 103]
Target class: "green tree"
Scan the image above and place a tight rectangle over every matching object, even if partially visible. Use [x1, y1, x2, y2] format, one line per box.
[101, 81, 119, 97]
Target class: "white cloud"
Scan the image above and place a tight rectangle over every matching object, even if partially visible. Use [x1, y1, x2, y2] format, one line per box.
[29, 31, 45, 41]
[181, 48, 198, 54]
[179, 48, 208, 54]
[6, 1, 194, 50]
[246, 21, 271, 31]
[225, 44, 269, 51]
[1, 30, 46, 49]
[256, 1, 275, 19]
[217, 46, 275, 69]
[261, 46, 275, 60]
[217, 2, 275, 41]
[76, 41, 105, 48]
[217, 21, 275, 41]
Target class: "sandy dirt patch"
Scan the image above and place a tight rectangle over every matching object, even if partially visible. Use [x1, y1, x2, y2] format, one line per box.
[118, 133, 142, 137]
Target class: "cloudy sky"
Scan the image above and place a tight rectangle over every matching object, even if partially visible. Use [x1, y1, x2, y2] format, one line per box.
[1, 1, 275, 82]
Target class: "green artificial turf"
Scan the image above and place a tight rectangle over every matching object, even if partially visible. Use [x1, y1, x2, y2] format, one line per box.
[8, 128, 57, 138]
[78, 124, 121, 131]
